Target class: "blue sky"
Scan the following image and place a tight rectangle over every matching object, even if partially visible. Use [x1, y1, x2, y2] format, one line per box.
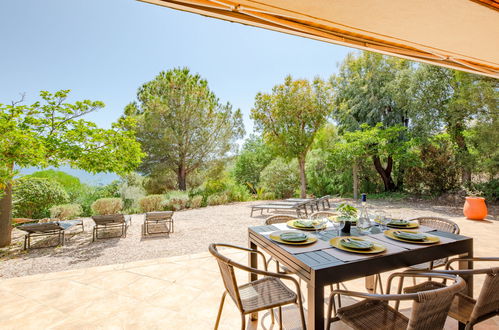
[0, 0, 353, 134]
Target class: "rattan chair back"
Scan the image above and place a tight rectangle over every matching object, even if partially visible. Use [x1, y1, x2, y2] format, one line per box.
[209, 244, 244, 311]
[471, 267, 499, 324]
[265, 214, 298, 225]
[408, 277, 466, 330]
[310, 211, 339, 219]
[411, 216, 460, 234]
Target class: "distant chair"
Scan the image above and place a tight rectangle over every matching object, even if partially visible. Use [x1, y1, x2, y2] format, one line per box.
[409, 217, 460, 271]
[327, 272, 466, 330]
[265, 214, 298, 225]
[144, 211, 174, 235]
[316, 195, 331, 210]
[309, 210, 338, 219]
[397, 257, 499, 329]
[17, 220, 83, 250]
[91, 214, 131, 241]
[209, 243, 306, 330]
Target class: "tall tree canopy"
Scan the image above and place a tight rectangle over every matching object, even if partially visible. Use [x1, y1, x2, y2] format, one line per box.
[332, 52, 415, 191]
[0, 90, 143, 247]
[124, 68, 245, 190]
[411, 65, 498, 184]
[251, 75, 333, 197]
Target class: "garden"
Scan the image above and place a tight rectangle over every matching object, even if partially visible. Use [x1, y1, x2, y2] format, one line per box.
[1, 52, 497, 251]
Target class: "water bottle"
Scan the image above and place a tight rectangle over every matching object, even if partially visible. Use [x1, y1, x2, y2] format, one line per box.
[357, 193, 371, 234]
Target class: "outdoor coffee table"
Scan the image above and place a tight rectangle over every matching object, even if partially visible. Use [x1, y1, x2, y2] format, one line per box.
[248, 224, 474, 330]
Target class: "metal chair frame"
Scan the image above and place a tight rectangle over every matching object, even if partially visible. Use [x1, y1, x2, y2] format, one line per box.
[209, 243, 306, 330]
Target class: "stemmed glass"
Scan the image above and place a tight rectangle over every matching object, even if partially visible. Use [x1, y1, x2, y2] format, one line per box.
[312, 218, 328, 238]
[329, 216, 340, 236]
[374, 210, 389, 231]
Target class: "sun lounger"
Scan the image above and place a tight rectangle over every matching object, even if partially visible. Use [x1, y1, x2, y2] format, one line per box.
[91, 214, 131, 241]
[18, 219, 83, 250]
[144, 211, 174, 235]
[250, 201, 309, 217]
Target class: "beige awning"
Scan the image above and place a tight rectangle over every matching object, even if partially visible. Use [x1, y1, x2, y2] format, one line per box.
[139, 0, 499, 78]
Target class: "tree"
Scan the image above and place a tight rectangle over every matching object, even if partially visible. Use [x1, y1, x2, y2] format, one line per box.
[233, 134, 274, 190]
[251, 75, 333, 197]
[125, 68, 245, 191]
[0, 90, 143, 247]
[331, 52, 415, 191]
[411, 65, 498, 184]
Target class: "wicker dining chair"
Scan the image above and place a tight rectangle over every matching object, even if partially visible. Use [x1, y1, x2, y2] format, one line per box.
[326, 272, 466, 330]
[397, 257, 499, 329]
[265, 214, 298, 225]
[409, 217, 460, 271]
[209, 243, 306, 330]
[309, 211, 339, 219]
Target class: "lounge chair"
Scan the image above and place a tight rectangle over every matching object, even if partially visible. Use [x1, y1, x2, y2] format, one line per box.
[18, 219, 83, 250]
[143, 211, 174, 235]
[91, 214, 131, 241]
[250, 200, 309, 217]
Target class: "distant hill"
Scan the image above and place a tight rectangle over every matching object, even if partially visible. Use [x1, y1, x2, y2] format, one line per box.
[18, 166, 119, 186]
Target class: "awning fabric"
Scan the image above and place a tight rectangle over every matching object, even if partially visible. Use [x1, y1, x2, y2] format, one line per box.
[139, 0, 499, 78]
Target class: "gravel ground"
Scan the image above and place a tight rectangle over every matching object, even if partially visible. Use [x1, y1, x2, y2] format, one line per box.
[1, 198, 497, 279]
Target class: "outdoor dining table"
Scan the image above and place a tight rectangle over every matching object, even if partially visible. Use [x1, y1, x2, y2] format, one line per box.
[248, 223, 474, 330]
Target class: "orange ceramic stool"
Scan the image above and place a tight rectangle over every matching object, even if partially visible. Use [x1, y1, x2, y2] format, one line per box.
[463, 197, 488, 220]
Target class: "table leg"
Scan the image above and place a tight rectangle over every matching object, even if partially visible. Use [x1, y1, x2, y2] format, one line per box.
[249, 239, 258, 321]
[365, 275, 375, 293]
[307, 282, 325, 330]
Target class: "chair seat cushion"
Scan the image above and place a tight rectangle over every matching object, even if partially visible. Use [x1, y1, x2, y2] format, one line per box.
[238, 277, 296, 313]
[404, 281, 476, 323]
[338, 299, 409, 330]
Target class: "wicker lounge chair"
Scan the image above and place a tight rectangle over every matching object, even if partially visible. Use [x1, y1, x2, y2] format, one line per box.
[91, 214, 131, 241]
[209, 243, 306, 330]
[18, 220, 83, 250]
[399, 257, 499, 329]
[327, 272, 466, 330]
[144, 211, 174, 235]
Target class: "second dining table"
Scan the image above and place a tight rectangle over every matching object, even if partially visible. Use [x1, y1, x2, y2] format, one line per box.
[248, 220, 474, 330]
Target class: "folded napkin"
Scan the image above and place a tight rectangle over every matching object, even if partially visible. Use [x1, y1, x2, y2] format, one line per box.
[393, 231, 426, 241]
[280, 232, 307, 242]
[340, 238, 374, 250]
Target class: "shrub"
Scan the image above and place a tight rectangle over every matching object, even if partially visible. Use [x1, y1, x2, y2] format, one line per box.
[224, 183, 252, 202]
[207, 193, 229, 206]
[28, 170, 83, 200]
[50, 204, 83, 220]
[259, 158, 299, 198]
[139, 194, 165, 212]
[473, 179, 499, 201]
[13, 177, 69, 219]
[163, 191, 190, 211]
[91, 198, 123, 215]
[189, 195, 203, 208]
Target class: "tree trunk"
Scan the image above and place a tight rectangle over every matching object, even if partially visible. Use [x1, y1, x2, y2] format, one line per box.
[0, 182, 13, 247]
[298, 154, 307, 198]
[352, 159, 359, 200]
[372, 155, 397, 191]
[177, 164, 187, 191]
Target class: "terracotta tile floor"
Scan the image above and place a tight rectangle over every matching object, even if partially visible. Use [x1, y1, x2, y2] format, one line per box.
[1, 218, 498, 329]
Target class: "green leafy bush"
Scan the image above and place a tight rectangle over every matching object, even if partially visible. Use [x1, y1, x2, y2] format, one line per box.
[28, 170, 83, 200]
[50, 204, 83, 220]
[139, 195, 165, 212]
[207, 193, 229, 206]
[473, 179, 499, 202]
[164, 191, 190, 210]
[233, 135, 274, 188]
[13, 177, 69, 219]
[189, 195, 203, 208]
[259, 158, 299, 198]
[91, 198, 123, 215]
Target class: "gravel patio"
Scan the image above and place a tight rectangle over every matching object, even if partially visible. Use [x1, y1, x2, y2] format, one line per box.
[1, 198, 497, 279]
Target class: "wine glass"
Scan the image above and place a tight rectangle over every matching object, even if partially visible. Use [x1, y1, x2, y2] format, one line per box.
[313, 218, 327, 238]
[329, 216, 340, 236]
[374, 210, 388, 230]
